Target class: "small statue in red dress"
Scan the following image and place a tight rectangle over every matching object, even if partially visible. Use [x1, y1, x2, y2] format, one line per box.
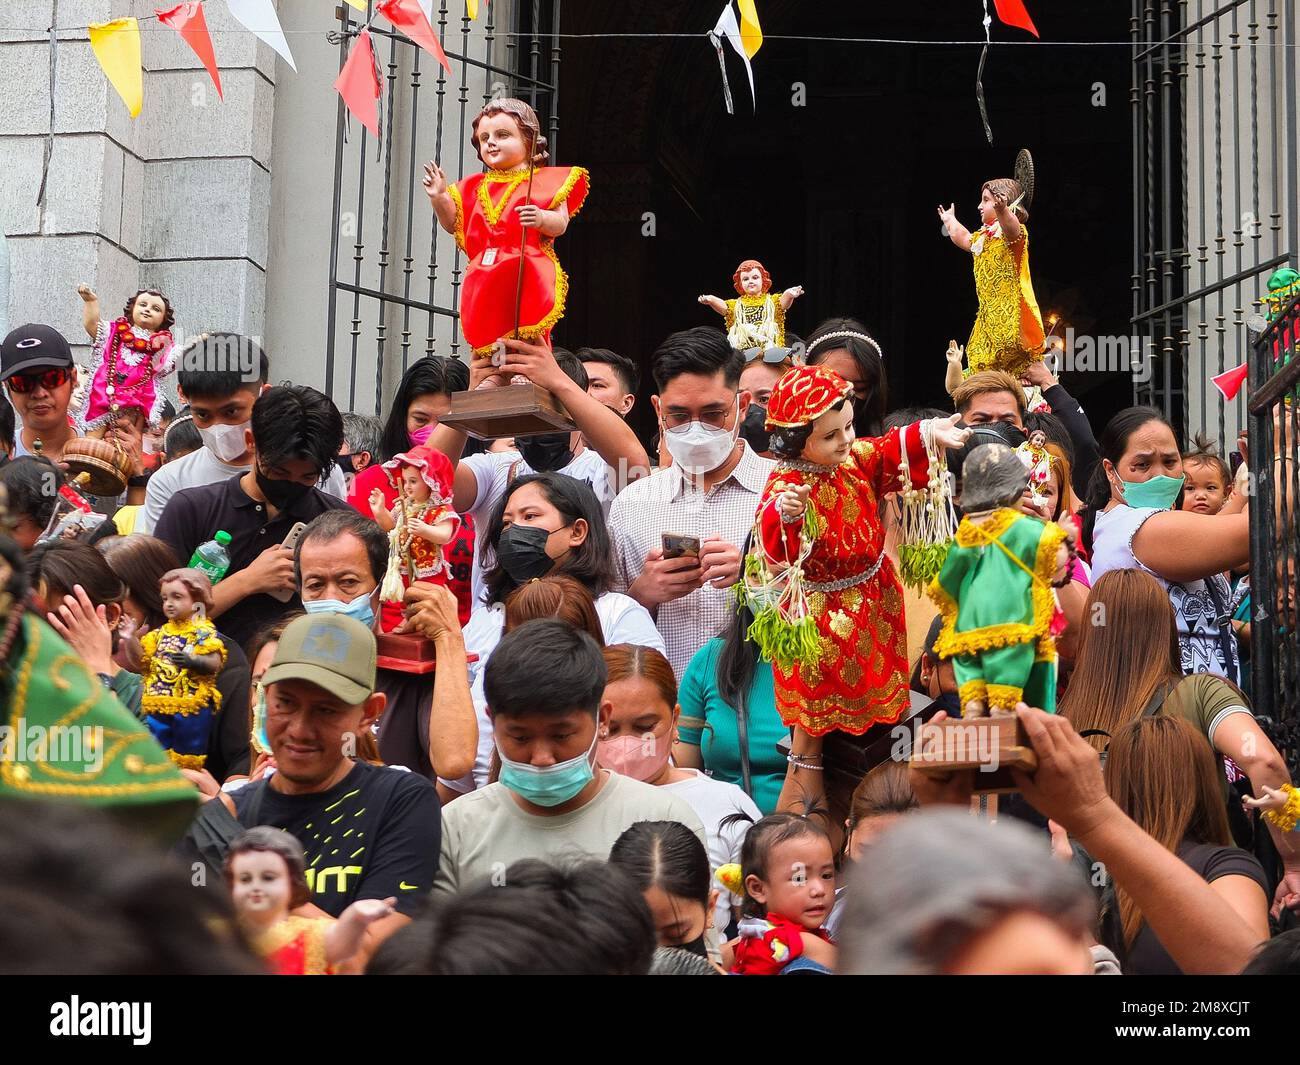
[743, 365, 969, 810]
[226, 827, 394, 975]
[371, 443, 459, 606]
[423, 97, 589, 359]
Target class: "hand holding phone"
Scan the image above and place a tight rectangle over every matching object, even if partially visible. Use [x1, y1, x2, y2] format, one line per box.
[267, 521, 307, 603]
[661, 532, 701, 560]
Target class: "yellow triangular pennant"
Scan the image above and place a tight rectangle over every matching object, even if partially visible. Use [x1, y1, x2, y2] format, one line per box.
[88, 18, 143, 118]
[343, 0, 368, 10]
[736, 0, 762, 59]
[467, 0, 479, 18]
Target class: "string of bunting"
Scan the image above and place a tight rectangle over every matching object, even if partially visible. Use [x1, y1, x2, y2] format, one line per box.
[78, 0, 471, 121]
[68, 1, 1042, 141]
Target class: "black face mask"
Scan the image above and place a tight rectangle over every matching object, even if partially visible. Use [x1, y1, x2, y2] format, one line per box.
[496, 523, 557, 584]
[678, 933, 709, 959]
[930, 691, 962, 717]
[739, 402, 772, 454]
[852, 398, 877, 438]
[517, 432, 574, 473]
[256, 467, 312, 511]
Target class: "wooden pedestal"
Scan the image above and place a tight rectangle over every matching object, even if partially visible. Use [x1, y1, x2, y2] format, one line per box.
[374, 631, 479, 675]
[438, 382, 576, 440]
[375, 632, 439, 675]
[909, 715, 1038, 794]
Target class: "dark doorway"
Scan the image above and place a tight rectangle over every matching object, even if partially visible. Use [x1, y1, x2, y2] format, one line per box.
[554, 2, 1132, 442]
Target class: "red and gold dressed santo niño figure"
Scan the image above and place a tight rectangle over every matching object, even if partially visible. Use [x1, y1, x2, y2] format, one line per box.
[743, 365, 969, 808]
[423, 98, 588, 355]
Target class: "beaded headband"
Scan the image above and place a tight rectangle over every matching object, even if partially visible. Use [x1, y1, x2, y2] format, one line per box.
[806, 330, 883, 360]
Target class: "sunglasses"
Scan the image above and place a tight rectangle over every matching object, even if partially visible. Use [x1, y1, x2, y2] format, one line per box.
[743, 345, 797, 365]
[7, 367, 71, 393]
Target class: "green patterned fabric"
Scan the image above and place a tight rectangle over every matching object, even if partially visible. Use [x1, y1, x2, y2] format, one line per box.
[0, 613, 197, 821]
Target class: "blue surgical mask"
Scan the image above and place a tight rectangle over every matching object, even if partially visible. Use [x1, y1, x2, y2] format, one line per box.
[1118, 473, 1185, 510]
[496, 725, 599, 807]
[303, 589, 377, 629]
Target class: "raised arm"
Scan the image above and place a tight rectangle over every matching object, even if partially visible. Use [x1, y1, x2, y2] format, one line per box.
[1013, 706, 1266, 974]
[944, 341, 966, 396]
[697, 294, 728, 316]
[396, 582, 478, 782]
[992, 188, 1023, 243]
[77, 284, 100, 340]
[1131, 510, 1250, 584]
[937, 204, 972, 252]
[497, 338, 651, 488]
[423, 163, 458, 236]
[370, 490, 396, 532]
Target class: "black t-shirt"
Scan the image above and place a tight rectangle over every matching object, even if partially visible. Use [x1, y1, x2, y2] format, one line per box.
[1125, 840, 1269, 975]
[232, 761, 441, 918]
[205, 633, 252, 781]
[153, 475, 350, 650]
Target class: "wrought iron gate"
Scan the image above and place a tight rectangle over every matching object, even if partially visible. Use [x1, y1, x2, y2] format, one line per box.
[1133, 1, 1298, 758]
[1247, 297, 1300, 766]
[324, 0, 562, 417]
[1130, 0, 1297, 444]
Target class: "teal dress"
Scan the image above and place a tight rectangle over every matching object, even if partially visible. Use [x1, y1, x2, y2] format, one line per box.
[678, 638, 786, 815]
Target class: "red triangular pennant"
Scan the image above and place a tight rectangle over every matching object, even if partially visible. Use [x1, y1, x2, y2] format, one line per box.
[376, 0, 453, 74]
[156, 2, 223, 99]
[993, 0, 1039, 38]
[335, 28, 382, 138]
[1211, 363, 1249, 401]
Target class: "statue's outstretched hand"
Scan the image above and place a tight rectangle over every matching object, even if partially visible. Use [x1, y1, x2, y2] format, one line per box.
[929, 412, 972, 452]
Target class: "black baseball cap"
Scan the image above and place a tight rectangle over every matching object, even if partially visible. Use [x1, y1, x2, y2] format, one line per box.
[1, 324, 74, 382]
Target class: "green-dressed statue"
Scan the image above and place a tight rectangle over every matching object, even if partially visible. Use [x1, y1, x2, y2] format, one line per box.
[927, 443, 1074, 717]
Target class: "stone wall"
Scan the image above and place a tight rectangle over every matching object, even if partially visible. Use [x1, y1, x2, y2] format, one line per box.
[0, 0, 277, 378]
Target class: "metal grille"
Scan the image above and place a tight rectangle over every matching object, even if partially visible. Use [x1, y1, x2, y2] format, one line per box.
[1248, 297, 1300, 769]
[1130, 0, 1297, 446]
[324, 0, 562, 417]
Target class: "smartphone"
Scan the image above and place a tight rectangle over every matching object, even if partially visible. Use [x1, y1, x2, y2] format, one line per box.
[268, 521, 308, 602]
[661, 532, 701, 560]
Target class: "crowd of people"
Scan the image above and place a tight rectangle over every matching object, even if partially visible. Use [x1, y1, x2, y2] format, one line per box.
[0, 311, 1297, 978]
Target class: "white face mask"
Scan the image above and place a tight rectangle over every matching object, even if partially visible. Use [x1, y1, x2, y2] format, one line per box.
[198, 420, 250, 464]
[662, 398, 739, 475]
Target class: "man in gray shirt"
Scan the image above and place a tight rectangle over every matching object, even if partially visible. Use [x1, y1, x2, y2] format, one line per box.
[436, 619, 706, 894]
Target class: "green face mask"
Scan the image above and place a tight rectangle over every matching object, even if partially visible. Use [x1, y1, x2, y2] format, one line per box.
[1118, 473, 1185, 510]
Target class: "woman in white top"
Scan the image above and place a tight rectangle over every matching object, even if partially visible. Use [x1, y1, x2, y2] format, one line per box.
[598, 643, 761, 937]
[441, 473, 664, 798]
[1086, 406, 1249, 681]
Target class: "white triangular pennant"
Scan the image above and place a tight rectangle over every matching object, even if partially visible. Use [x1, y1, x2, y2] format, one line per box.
[711, 4, 755, 111]
[226, 0, 297, 71]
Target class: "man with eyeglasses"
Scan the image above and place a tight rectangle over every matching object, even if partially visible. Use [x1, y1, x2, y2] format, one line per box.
[1, 324, 83, 463]
[608, 327, 770, 678]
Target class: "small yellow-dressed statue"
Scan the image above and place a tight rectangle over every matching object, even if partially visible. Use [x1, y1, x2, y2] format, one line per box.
[699, 260, 804, 352]
[938, 162, 1046, 380]
[139, 567, 225, 769]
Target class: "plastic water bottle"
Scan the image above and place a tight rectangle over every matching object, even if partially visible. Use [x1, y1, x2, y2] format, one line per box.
[189, 530, 232, 586]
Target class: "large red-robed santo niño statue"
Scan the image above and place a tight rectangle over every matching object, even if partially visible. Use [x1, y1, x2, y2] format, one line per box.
[424, 98, 588, 355]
